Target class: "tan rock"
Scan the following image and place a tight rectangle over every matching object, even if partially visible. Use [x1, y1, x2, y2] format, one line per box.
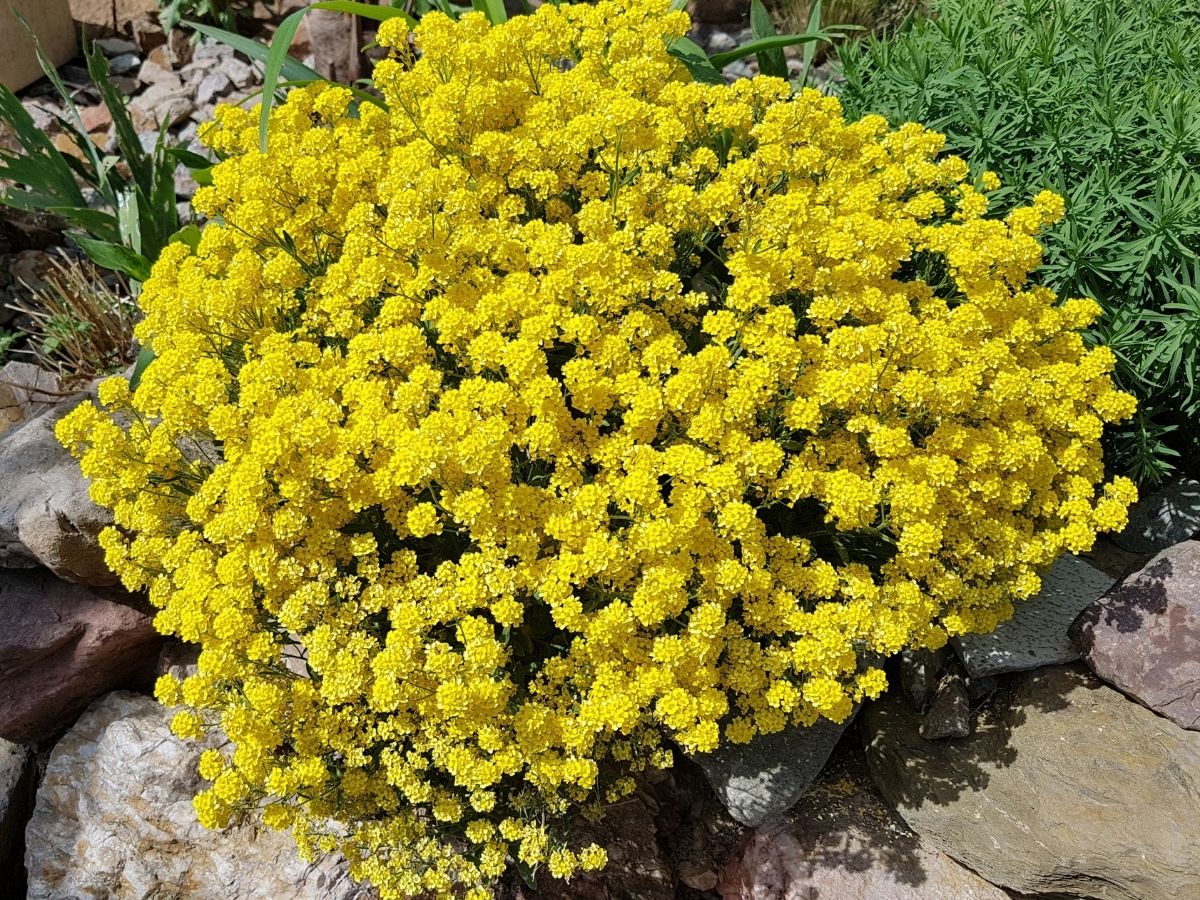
[79, 103, 113, 132]
[25, 692, 377, 899]
[67, 0, 157, 32]
[129, 82, 195, 131]
[0, 362, 59, 433]
[865, 665, 1200, 900]
[718, 764, 1009, 900]
[0, 389, 117, 584]
[0, 0, 75, 92]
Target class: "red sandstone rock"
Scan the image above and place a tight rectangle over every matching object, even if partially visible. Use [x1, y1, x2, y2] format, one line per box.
[0, 568, 162, 743]
[1071, 539, 1200, 730]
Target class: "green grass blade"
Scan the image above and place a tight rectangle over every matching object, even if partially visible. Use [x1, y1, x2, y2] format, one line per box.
[667, 37, 725, 85]
[259, 8, 308, 152]
[801, 0, 822, 85]
[185, 20, 325, 83]
[84, 43, 153, 195]
[310, 0, 415, 25]
[72, 235, 153, 282]
[470, 0, 506, 24]
[709, 31, 847, 70]
[129, 345, 156, 391]
[750, 0, 788, 79]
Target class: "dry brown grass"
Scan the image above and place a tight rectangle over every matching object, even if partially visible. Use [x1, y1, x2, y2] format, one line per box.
[9, 250, 138, 385]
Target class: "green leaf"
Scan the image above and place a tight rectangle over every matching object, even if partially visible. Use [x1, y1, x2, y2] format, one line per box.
[709, 31, 847, 70]
[667, 37, 725, 85]
[185, 20, 325, 84]
[0, 78, 86, 211]
[167, 147, 212, 170]
[84, 41, 155, 204]
[801, 0, 822, 85]
[168, 223, 203, 251]
[470, 0, 506, 24]
[309, 0, 415, 24]
[259, 9, 309, 151]
[129, 345, 157, 392]
[750, 0, 788, 79]
[514, 859, 538, 891]
[43, 206, 122, 239]
[116, 191, 143, 256]
[253, 1, 415, 152]
[72, 235, 153, 282]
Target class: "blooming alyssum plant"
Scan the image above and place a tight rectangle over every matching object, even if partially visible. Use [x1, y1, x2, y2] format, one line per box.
[57, 0, 1137, 896]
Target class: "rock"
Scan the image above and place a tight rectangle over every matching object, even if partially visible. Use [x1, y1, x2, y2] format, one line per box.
[133, 18, 168, 56]
[195, 70, 233, 106]
[0, 739, 35, 881]
[0, 362, 59, 432]
[106, 52, 141, 74]
[1081, 536, 1146, 581]
[94, 36, 138, 55]
[898, 646, 950, 711]
[0, 391, 116, 584]
[1070, 540, 1200, 731]
[145, 42, 175, 71]
[129, 82, 194, 131]
[156, 639, 200, 681]
[527, 792, 674, 900]
[51, 131, 87, 162]
[223, 56, 255, 88]
[723, 60, 754, 82]
[717, 764, 1009, 900]
[67, 0, 157, 31]
[953, 554, 1114, 677]
[1114, 476, 1200, 555]
[109, 74, 141, 95]
[79, 103, 112, 133]
[0, 568, 160, 743]
[963, 673, 998, 701]
[680, 862, 719, 892]
[136, 59, 182, 89]
[306, 9, 359, 82]
[174, 166, 199, 200]
[165, 26, 194, 68]
[694, 714, 852, 827]
[0, 209, 61, 255]
[25, 692, 375, 900]
[192, 38, 232, 61]
[180, 56, 219, 85]
[919, 675, 972, 740]
[701, 28, 738, 53]
[864, 665, 1200, 900]
[688, 0, 748, 24]
[20, 100, 60, 133]
[0, 0, 75, 94]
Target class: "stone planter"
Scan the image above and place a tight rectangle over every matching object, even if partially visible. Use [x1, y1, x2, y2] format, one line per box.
[0, 0, 76, 92]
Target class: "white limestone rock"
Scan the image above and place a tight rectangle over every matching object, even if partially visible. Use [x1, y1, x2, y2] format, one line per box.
[25, 691, 376, 900]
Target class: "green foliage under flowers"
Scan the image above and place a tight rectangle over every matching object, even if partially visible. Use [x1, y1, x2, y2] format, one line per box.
[158, 0, 252, 34]
[838, 0, 1200, 485]
[0, 34, 208, 284]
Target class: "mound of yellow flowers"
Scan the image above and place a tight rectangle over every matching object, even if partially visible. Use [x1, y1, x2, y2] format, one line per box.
[57, 0, 1136, 895]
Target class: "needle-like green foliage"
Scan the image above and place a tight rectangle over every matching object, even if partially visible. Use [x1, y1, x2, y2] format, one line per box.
[839, 0, 1200, 485]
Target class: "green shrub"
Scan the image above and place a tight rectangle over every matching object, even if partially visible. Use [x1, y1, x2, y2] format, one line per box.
[838, 0, 1200, 484]
[0, 36, 205, 284]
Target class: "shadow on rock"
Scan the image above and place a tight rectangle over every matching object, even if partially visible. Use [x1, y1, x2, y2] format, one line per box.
[1071, 555, 1172, 642]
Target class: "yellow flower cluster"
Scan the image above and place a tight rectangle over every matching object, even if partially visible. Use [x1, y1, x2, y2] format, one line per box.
[57, 0, 1136, 896]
